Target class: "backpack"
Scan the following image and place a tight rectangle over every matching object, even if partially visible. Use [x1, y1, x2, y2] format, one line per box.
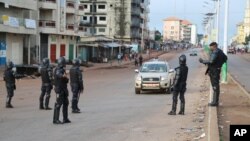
[218, 49, 227, 67]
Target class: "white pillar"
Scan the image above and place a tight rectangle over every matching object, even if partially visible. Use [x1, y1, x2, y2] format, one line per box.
[215, 0, 220, 43]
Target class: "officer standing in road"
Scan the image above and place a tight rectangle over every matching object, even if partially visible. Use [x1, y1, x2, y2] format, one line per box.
[168, 54, 188, 115]
[199, 42, 227, 106]
[70, 58, 84, 113]
[53, 57, 71, 124]
[39, 58, 53, 110]
[3, 61, 17, 108]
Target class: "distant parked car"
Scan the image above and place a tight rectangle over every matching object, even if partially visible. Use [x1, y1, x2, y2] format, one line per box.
[134, 59, 175, 94]
[228, 48, 236, 54]
[190, 50, 198, 56]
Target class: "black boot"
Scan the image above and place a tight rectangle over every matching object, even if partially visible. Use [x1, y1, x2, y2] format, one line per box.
[76, 100, 81, 112]
[6, 97, 13, 108]
[63, 103, 71, 123]
[168, 101, 177, 115]
[39, 96, 44, 110]
[53, 103, 62, 124]
[45, 95, 52, 110]
[208, 92, 218, 106]
[178, 102, 185, 115]
[72, 100, 80, 113]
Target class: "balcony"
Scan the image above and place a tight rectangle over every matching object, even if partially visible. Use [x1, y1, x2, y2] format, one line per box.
[5, 0, 37, 10]
[39, 20, 56, 34]
[131, 9, 140, 16]
[66, 1, 75, 13]
[0, 15, 36, 34]
[66, 24, 74, 30]
[39, 0, 57, 9]
[140, 3, 145, 9]
[131, 0, 140, 4]
[78, 5, 85, 15]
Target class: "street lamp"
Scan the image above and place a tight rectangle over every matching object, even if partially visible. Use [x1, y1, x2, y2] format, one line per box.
[222, 0, 229, 83]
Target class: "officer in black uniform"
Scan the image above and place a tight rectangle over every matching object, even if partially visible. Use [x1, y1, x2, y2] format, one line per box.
[70, 58, 84, 113]
[53, 57, 71, 124]
[3, 61, 17, 108]
[39, 58, 53, 110]
[199, 42, 226, 106]
[168, 54, 188, 115]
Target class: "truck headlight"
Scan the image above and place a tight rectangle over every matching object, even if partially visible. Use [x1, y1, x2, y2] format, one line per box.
[136, 76, 142, 81]
[161, 76, 167, 81]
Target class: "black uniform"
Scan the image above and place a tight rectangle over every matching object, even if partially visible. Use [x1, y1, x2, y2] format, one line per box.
[199, 43, 226, 106]
[3, 61, 16, 108]
[169, 55, 188, 115]
[39, 58, 53, 110]
[70, 59, 84, 113]
[139, 55, 143, 66]
[53, 57, 70, 124]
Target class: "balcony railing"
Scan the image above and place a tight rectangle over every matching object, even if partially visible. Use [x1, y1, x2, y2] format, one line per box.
[39, 20, 56, 28]
[66, 24, 74, 30]
[79, 26, 85, 31]
[39, 0, 56, 3]
[79, 5, 84, 11]
[67, 2, 75, 8]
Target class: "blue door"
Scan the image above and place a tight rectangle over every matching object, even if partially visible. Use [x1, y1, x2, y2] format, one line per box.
[0, 41, 6, 66]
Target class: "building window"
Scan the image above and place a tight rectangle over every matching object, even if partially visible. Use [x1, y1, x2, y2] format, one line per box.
[171, 26, 174, 29]
[171, 31, 174, 34]
[98, 5, 105, 9]
[84, 5, 88, 9]
[99, 17, 106, 21]
[99, 28, 106, 32]
[83, 16, 87, 20]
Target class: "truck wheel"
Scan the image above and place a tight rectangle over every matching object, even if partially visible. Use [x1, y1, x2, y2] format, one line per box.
[166, 88, 171, 94]
[135, 88, 141, 94]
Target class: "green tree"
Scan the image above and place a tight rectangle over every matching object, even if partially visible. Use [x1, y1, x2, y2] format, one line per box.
[244, 35, 250, 45]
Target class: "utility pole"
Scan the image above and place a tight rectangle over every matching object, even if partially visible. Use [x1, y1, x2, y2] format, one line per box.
[222, 0, 229, 83]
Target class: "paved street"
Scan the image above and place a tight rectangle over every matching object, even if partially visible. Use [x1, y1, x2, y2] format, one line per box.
[228, 54, 250, 93]
[0, 49, 209, 141]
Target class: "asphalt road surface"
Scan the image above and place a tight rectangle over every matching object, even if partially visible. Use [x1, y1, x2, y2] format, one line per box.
[0, 49, 206, 141]
[228, 54, 250, 93]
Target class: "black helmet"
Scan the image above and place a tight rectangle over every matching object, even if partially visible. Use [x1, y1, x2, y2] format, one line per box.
[72, 58, 80, 67]
[6, 61, 14, 69]
[42, 58, 50, 67]
[57, 57, 66, 68]
[179, 54, 186, 65]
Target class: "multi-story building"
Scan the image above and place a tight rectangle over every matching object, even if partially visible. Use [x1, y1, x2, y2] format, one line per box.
[235, 22, 245, 44]
[163, 16, 196, 44]
[38, 0, 85, 63]
[233, 0, 250, 45]
[0, 0, 37, 65]
[163, 17, 181, 41]
[79, 0, 150, 58]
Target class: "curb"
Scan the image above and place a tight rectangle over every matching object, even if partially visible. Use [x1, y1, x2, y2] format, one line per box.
[208, 73, 250, 141]
[208, 85, 220, 141]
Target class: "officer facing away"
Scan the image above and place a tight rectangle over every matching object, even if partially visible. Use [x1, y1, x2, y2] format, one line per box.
[39, 58, 53, 110]
[70, 58, 84, 113]
[53, 57, 71, 124]
[168, 54, 188, 115]
[3, 61, 16, 108]
[199, 42, 227, 106]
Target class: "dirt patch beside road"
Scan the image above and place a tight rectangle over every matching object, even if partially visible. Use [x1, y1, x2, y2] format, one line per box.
[218, 76, 250, 141]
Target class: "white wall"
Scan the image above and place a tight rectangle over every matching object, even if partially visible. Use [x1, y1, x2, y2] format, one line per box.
[6, 34, 23, 65]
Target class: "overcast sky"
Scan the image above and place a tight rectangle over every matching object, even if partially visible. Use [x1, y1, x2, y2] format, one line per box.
[149, 0, 247, 44]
